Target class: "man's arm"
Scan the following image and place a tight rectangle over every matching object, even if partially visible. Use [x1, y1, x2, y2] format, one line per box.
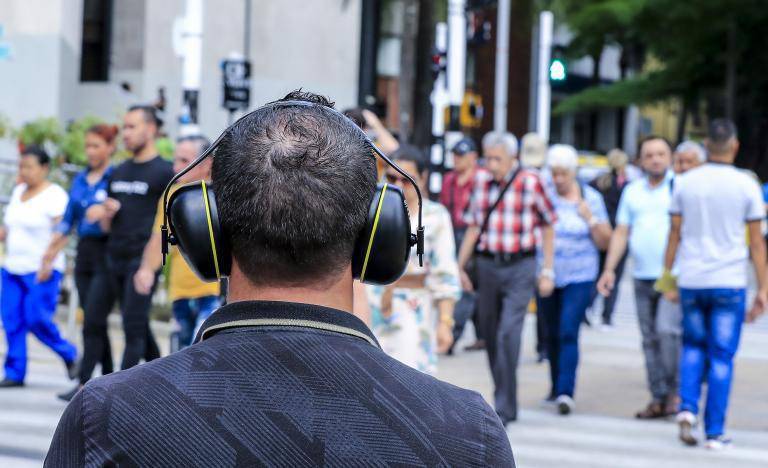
[663, 214, 682, 272]
[457, 226, 480, 292]
[133, 231, 163, 295]
[747, 220, 767, 322]
[45, 388, 86, 467]
[597, 224, 630, 296]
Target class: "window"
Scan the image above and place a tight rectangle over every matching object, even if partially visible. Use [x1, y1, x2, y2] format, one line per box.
[80, 0, 113, 82]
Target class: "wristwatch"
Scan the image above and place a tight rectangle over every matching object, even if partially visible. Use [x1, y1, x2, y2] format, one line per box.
[540, 268, 555, 280]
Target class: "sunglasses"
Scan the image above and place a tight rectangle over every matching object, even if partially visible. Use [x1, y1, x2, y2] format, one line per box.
[385, 173, 411, 184]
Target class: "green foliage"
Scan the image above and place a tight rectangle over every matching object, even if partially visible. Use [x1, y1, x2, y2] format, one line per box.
[0, 114, 11, 139]
[553, 0, 768, 115]
[156, 137, 175, 160]
[59, 116, 105, 166]
[14, 117, 63, 149]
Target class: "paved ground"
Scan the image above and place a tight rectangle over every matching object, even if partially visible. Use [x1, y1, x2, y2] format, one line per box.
[1, 273, 767, 467]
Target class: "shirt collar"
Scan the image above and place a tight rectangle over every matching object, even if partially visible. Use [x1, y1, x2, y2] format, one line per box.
[644, 169, 673, 190]
[194, 300, 380, 348]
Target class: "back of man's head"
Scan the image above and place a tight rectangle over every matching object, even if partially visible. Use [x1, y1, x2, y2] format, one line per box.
[212, 91, 377, 287]
[706, 118, 738, 157]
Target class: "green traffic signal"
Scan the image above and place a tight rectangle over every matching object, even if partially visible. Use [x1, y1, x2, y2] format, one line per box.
[550, 58, 567, 82]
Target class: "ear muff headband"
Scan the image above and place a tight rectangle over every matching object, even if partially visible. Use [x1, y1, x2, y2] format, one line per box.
[201, 180, 221, 279]
[160, 100, 425, 270]
[359, 183, 388, 282]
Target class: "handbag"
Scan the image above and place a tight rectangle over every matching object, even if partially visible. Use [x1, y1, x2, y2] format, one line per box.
[465, 166, 521, 288]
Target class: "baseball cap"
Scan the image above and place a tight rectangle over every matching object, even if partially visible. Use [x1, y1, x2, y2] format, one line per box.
[451, 137, 477, 156]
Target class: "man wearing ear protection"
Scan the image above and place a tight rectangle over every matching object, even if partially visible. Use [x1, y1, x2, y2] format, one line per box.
[46, 91, 515, 467]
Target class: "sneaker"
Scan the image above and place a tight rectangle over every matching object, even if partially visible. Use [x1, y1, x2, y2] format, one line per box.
[676, 411, 698, 446]
[704, 435, 732, 451]
[541, 394, 557, 407]
[600, 323, 615, 332]
[57, 384, 82, 402]
[556, 395, 575, 415]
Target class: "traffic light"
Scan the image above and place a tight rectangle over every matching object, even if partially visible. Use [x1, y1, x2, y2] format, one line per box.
[431, 47, 447, 80]
[550, 57, 567, 82]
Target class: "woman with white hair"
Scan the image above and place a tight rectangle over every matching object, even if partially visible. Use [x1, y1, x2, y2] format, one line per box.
[538, 144, 612, 415]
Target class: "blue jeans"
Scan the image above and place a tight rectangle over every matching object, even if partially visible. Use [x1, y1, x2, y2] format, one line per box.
[172, 296, 220, 349]
[538, 281, 594, 398]
[1, 269, 77, 382]
[679, 288, 745, 437]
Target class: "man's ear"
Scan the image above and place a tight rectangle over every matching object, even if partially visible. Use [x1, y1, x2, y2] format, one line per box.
[732, 139, 740, 154]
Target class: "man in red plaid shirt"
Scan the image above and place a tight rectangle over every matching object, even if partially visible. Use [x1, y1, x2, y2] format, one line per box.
[458, 131, 556, 425]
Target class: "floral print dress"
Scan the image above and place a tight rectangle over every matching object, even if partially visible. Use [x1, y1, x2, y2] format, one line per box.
[366, 200, 461, 375]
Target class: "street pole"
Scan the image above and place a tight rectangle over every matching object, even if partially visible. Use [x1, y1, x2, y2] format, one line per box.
[536, 10, 553, 143]
[399, 0, 419, 144]
[430, 22, 449, 194]
[494, 0, 511, 132]
[244, 0, 251, 60]
[179, 0, 203, 136]
[445, 0, 466, 160]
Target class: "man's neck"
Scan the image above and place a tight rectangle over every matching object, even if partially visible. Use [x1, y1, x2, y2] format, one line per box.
[708, 153, 735, 165]
[647, 173, 666, 187]
[133, 142, 158, 163]
[226, 263, 354, 313]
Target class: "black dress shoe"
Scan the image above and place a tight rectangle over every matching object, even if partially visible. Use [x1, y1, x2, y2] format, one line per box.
[57, 385, 82, 402]
[0, 378, 23, 388]
[66, 358, 81, 380]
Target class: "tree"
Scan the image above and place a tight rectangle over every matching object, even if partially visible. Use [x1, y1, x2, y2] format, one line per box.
[552, 0, 768, 174]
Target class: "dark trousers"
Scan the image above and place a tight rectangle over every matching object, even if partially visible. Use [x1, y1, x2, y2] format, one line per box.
[538, 281, 595, 398]
[476, 255, 537, 421]
[74, 237, 113, 380]
[452, 227, 482, 343]
[596, 251, 627, 324]
[80, 256, 159, 382]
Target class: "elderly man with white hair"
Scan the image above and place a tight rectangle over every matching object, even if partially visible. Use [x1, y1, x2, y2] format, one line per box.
[537, 145, 612, 415]
[673, 141, 706, 174]
[458, 131, 557, 425]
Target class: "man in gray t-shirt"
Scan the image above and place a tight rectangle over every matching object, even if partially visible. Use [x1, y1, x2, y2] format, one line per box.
[663, 119, 767, 450]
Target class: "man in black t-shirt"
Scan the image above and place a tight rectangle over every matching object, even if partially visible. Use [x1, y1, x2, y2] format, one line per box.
[82, 105, 174, 376]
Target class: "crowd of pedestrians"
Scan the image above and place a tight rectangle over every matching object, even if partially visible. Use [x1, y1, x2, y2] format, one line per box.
[0, 102, 764, 452]
[0, 104, 219, 403]
[355, 116, 765, 449]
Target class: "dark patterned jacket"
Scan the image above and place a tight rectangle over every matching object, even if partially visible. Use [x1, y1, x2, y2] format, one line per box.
[45, 301, 515, 467]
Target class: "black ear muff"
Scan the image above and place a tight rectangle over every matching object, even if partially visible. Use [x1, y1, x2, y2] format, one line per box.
[352, 183, 412, 285]
[167, 181, 231, 282]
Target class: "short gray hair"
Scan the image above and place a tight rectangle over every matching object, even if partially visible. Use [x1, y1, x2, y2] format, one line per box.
[675, 140, 706, 162]
[482, 131, 519, 157]
[177, 134, 212, 154]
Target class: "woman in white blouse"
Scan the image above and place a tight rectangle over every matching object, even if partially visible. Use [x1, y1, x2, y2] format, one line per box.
[0, 146, 78, 387]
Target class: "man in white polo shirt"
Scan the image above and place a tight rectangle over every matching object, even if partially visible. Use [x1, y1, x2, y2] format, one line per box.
[663, 119, 766, 450]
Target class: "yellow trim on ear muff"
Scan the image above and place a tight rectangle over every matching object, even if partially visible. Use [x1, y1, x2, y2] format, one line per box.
[201, 181, 221, 279]
[360, 184, 388, 282]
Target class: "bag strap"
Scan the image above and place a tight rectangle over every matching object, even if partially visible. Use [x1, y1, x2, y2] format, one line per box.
[473, 165, 522, 252]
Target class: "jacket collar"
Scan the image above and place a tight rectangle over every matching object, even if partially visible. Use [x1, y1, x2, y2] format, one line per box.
[194, 300, 380, 348]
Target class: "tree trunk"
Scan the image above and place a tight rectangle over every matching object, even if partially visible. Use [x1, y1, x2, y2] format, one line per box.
[724, 19, 737, 121]
[412, 0, 435, 148]
[676, 97, 689, 143]
[589, 49, 602, 151]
